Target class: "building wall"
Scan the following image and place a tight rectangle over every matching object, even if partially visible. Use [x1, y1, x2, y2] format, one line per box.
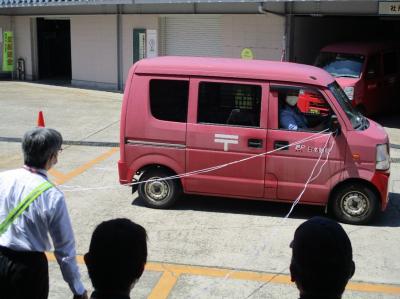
[70, 14, 284, 90]
[7, 13, 285, 89]
[14, 16, 33, 79]
[70, 15, 118, 90]
[159, 14, 284, 60]
[0, 15, 11, 35]
[221, 14, 284, 60]
[121, 14, 158, 85]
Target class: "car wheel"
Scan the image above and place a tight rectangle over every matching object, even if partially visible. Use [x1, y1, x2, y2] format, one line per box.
[138, 169, 181, 209]
[331, 183, 379, 225]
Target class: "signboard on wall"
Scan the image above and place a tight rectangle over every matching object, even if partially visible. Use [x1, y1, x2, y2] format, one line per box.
[379, 1, 400, 15]
[133, 28, 158, 63]
[146, 29, 158, 58]
[0, 27, 2, 70]
[2, 31, 13, 72]
[240, 48, 254, 60]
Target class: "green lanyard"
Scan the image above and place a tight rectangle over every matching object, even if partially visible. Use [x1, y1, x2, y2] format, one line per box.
[0, 181, 53, 236]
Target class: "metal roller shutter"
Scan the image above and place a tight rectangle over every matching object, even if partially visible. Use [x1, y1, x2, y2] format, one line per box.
[162, 15, 223, 57]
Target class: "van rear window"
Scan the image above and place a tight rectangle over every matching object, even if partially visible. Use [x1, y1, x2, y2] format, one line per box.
[197, 82, 261, 127]
[150, 79, 189, 123]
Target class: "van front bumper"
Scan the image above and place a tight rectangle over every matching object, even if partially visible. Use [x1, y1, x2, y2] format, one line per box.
[118, 160, 130, 184]
[371, 170, 390, 211]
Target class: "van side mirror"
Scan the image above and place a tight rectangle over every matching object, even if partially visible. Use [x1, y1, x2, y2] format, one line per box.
[330, 115, 341, 135]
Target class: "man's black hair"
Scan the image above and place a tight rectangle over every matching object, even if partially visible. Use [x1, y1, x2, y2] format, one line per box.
[22, 127, 63, 169]
[290, 217, 355, 298]
[85, 218, 148, 293]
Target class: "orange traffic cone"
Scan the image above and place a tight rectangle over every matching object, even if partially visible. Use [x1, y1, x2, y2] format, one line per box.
[37, 111, 45, 127]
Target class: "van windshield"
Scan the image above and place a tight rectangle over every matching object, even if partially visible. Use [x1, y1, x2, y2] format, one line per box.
[328, 82, 368, 130]
[316, 52, 365, 78]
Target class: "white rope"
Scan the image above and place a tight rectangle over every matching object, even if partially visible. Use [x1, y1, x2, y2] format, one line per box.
[58, 129, 335, 298]
[60, 129, 330, 192]
[242, 134, 335, 299]
[175, 132, 335, 299]
[284, 134, 334, 218]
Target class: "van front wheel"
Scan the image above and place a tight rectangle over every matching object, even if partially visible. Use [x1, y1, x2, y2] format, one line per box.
[331, 183, 379, 225]
[138, 169, 181, 209]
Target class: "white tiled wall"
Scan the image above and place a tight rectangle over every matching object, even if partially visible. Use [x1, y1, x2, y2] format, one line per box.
[14, 16, 33, 78]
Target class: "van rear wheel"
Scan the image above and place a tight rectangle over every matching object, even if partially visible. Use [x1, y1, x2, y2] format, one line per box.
[138, 169, 181, 209]
[331, 183, 379, 225]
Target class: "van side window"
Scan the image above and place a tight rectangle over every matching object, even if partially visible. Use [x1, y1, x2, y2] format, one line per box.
[383, 52, 397, 75]
[150, 79, 189, 122]
[365, 55, 379, 80]
[275, 86, 332, 132]
[197, 82, 261, 127]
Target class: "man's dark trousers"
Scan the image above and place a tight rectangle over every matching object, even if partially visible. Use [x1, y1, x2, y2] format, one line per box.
[0, 246, 49, 299]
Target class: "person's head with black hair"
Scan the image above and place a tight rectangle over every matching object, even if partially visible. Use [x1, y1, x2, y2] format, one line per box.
[22, 127, 63, 170]
[84, 218, 148, 298]
[290, 217, 355, 299]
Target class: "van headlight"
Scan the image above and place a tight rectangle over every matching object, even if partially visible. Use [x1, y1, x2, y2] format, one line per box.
[344, 87, 354, 100]
[376, 144, 390, 170]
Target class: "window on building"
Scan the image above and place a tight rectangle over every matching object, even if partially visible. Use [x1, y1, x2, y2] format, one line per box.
[383, 51, 397, 75]
[197, 82, 261, 127]
[150, 79, 189, 122]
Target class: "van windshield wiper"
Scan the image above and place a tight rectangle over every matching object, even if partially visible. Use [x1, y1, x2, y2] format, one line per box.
[335, 74, 359, 78]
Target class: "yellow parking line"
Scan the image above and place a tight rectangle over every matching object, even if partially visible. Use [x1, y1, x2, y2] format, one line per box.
[346, 282, 400, 295]
[45, 252, 400, 296]
[148, 271, 180, 299]
[48, 168, 68, 180]
[53, 147, 119, 185]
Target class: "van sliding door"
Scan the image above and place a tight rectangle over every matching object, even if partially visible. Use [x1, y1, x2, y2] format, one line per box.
[184, 78, 268, 198]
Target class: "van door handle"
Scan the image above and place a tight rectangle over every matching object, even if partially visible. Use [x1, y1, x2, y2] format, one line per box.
[274, 140, 289, 150]
[248, 139, 263, 148]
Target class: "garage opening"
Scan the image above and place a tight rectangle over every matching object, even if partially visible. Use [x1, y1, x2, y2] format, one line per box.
[37, 18, 71, 82]
[292, 16, 400, 65]
[291, 16, 400, 122]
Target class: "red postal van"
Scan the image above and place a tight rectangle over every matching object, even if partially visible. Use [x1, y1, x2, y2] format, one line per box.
[119, 57, 390, 225]
[315, 42, 400, 116]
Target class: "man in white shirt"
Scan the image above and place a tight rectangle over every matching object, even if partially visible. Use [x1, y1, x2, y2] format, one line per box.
[0, 128, 87, 299]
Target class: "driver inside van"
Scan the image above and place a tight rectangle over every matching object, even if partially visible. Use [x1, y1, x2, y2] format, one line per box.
[279, 91, 308, 131]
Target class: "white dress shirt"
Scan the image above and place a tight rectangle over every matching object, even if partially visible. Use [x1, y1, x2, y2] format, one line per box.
[0, 167, 85, 295]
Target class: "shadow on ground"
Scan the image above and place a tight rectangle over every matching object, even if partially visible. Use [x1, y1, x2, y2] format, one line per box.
[132, 192, 400, 227]
[373, 192, 400, 227]
[373, 112, 400, 130]
[133, 194, 325, 221]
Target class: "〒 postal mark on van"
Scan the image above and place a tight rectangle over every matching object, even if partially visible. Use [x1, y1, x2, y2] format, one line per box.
[119, 57, 391, 225]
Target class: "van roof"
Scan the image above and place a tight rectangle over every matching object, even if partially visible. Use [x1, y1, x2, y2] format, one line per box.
[133, 56, 335, 87]
[320, 41, 399, 56]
